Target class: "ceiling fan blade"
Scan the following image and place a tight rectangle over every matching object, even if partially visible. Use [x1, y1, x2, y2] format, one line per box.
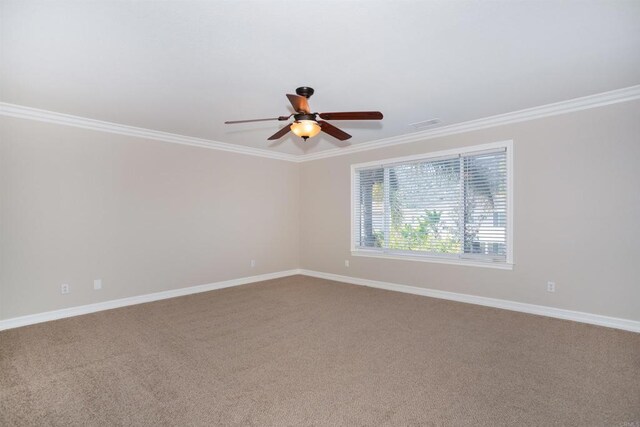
[225, 115, 291, 124]
[286, 94, 311, 114]
[267, 124, 292, 140]
[318, 111, 383, 120]
[318, 121, 352, 141]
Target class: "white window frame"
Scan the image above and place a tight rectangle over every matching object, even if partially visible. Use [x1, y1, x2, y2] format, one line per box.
[350, 140, 514, 270]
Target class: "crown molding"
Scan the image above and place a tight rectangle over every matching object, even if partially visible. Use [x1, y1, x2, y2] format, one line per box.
[297, 84, 640, 162]
[0, 102, 299, 162]
[2, 85, 639, 163]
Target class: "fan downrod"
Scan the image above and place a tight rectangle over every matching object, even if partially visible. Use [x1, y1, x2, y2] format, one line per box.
[295, 86, 314, 99]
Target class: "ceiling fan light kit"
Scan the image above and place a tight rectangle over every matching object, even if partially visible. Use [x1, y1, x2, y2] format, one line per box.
[225, 87, 383, 143]
[291, 119, 321, 140]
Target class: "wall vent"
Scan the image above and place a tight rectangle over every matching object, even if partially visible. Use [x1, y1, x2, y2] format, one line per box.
[409, 118, 442, 130]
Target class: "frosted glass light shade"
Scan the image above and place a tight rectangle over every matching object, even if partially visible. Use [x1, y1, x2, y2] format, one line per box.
[291, 120, 321, 139]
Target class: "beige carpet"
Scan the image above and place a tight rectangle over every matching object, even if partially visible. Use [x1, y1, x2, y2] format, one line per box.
[1, 275, 639, 426]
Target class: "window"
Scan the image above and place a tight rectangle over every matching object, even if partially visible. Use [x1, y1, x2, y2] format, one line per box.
[351, 141, 513, 268]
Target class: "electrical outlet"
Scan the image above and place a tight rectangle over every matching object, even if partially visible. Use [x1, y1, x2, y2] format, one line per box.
[94, 279, 102, 290]
[61, 283, 70, 294]
[547, 281, 556, 293]
[250, 259, 256, 268]
[344, 260, 350, 267]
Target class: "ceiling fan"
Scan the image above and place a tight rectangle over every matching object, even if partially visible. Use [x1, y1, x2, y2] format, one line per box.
[224, 87, 383, 141]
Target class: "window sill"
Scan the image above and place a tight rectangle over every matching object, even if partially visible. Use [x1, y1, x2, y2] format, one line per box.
[351, 250, 514, 270]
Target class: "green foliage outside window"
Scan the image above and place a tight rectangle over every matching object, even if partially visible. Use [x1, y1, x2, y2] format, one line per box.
[371, 209, 460, 253]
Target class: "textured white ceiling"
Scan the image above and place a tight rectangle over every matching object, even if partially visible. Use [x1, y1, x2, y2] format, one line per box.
[2, 0, 639, 155]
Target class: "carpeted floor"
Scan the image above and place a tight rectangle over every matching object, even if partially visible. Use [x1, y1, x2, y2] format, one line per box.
[1, 275, 639, 426]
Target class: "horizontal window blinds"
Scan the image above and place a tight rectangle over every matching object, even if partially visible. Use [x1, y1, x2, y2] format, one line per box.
[354, 148, 508, 263]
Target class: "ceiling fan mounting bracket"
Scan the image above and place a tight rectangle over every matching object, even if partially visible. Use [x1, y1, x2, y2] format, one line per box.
[295, 86, 315, 98]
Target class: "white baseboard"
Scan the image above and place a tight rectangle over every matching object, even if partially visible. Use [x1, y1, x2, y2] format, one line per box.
[3, 269, 638, 333]
[299, 269, 640, 333]
[0, 269, 301, 331]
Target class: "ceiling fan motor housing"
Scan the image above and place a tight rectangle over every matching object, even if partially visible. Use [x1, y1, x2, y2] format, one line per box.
[294, 113, 317, 121]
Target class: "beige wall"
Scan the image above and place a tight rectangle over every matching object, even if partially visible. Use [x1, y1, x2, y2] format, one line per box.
[299, 100, 640, 321]
[0, 117, 300, 320]
[2, 100, 639, 323]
